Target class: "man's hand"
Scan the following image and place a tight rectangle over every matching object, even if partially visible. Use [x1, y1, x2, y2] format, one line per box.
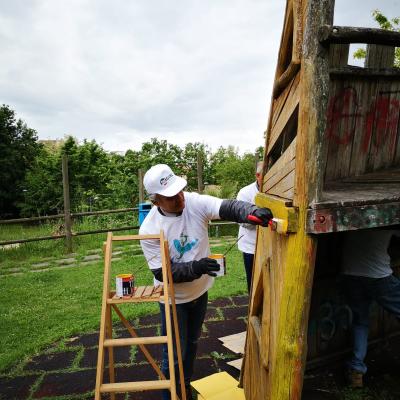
[191, 258, 220, 277]
[248, 208, 273, 227]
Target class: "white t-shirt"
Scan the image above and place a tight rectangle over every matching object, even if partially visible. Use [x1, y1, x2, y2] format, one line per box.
[341, 229, 400, 278]
[139, 192, 223, 304]
[236, 181, 258, 254]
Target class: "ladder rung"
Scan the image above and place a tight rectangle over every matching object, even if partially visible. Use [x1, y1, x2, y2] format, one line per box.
[103, 336, 168, 347]
[100, 380, 171, 393]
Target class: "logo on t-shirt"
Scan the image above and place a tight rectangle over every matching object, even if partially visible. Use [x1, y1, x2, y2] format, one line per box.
[173, 232, 199, 259]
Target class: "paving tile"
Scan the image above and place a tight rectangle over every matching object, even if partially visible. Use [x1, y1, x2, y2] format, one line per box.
[215, 358, 241, 380]
[116, 325, 159, 339]
[232, 294, 249, 306]
[24, 351, 76, 372]
[221, 305, 248, 320]
[67, 332, 99, 348]
[137, 313, 160, 327]
[80, 347, 131, 369]
[204, 307, 219, 321]
[209, 298, 233, 308]
[82, 254, 102, 261]
[205, 319, 247, 339]
[111, 363, 156, 383]
[192, 357, 216, 381]
[197, 336, 235, 358]
[134, 343, 163, 364]
[32, 369, 96, 398]
[31, 262, 51, 268]
[54, 257, 76, 265]
[0, 374, 39, 400]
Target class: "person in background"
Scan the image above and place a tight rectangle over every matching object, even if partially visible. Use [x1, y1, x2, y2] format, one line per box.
[236, 161, 264, 292]
[341, 227, 400, 388]
[139, 164, 273, 400]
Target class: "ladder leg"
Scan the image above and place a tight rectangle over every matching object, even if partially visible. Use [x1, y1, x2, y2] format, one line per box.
[95, 233, 114, 400]
[106, 305, 116, 400]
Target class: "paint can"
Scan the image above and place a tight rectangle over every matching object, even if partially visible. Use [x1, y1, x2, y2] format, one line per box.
[116, 274, 134, 297]
[209, 254, 226, 277]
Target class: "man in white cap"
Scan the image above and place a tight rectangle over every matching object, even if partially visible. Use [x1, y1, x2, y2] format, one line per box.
[139, 164, 273, 400]
[236, 161, 264, 292]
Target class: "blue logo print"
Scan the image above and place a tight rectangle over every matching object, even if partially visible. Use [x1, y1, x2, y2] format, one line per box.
[173, 233, 199, 260]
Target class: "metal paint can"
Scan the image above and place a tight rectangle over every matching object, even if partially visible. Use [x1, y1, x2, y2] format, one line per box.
[209, 254, 226, 277]
[116, 274, 134, 297]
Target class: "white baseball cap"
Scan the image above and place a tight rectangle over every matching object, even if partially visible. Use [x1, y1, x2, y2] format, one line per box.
[143, 164, 187, 197]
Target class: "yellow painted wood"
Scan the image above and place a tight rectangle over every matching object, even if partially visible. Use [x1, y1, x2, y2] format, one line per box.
[255, 193, 298, 233]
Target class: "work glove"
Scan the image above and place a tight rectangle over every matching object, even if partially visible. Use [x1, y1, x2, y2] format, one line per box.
[248, 207, 273, 227]
[191, 257, 220, 277]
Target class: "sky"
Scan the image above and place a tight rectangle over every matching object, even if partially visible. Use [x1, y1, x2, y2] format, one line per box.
[1, 0, 399, 154]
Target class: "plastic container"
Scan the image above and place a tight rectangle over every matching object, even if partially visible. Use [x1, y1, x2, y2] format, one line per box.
[209, 254, 226, 277]
[138, 202, 152, 226]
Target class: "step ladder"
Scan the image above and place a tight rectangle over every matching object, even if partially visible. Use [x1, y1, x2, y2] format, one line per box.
[94, 231, 186, 400]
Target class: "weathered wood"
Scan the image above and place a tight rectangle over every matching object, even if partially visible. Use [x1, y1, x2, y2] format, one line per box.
[328, 44, 349, 67]
[306, 201, 400, 233]
[269, 82, 300, 154]
[319, 25, 400, 46]
[62, 155, 73, 253]
[330, 66, 400, 78]
[365, 44, 396, 68]
[274, 62, 301, 98]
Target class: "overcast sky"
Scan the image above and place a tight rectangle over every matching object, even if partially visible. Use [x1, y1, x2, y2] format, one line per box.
[1, 0, 399, 154]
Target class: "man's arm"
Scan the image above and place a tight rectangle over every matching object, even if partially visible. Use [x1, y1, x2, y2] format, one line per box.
[152, 258, 219, 283]
[219, 199, 273, 227]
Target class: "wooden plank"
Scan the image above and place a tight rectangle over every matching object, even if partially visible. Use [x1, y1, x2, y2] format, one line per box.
[104, 337, 168, 346]
[266, 158, 296, 193]
[141, 286, 154, 297]
[272, 74, 298, 130]
[366, 44, 395, 68]
[329, 44, 349, 67]
[227, 358, 243, 370]
[330, 66, 400, 78]
[319, 25, 400, 47]
[306, 201, 400, 233]
[112, 234, 161, 241]
[268, 83, 300, 154]
[265, 137, 297, 186]
[255, 192, 298, 233]
[268, 170, 295, 198]
[100, 380, 171, 393]
[133, 286, 146, 298]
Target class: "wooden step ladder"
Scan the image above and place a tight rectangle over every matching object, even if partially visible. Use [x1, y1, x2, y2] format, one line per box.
[95, 231, 186, 400]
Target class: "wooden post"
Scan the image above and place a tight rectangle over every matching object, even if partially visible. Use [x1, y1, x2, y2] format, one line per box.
[138, 169, 145, 203]
[62, 154, 73, 253]
[197, 153, 204, 193]
[254, 152, 259, 173]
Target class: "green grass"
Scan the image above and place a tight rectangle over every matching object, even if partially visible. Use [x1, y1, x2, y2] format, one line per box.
[0, 223, 245, 373]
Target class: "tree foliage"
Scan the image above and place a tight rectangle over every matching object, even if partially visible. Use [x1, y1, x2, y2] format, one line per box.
[0, 105, 42, 218]
[354, 9, 400, 68]
[1, 105, 263, 218]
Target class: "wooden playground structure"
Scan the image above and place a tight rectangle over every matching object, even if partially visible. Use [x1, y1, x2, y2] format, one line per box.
[242, 0, 400, 399]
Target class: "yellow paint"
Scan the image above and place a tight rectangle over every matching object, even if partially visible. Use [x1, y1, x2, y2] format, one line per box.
[255, 193, 298, 233]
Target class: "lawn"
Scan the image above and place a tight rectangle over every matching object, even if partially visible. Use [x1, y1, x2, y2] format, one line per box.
[0, 222, 245, 373]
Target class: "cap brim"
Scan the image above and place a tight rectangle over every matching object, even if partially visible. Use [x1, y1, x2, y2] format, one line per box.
[158, 176, 187, 197]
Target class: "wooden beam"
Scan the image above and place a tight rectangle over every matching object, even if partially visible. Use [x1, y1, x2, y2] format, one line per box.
[319, 25, 400, 46]
[330, 66, 400, 78]
[306, 201, 400, 233]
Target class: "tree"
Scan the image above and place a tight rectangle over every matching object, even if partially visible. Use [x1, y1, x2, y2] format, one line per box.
[354, 10, 400, 68]
[0, 105, 42, 218]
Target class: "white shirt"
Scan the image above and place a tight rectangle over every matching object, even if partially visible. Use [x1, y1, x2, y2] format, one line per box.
[341, 229, 400, 278]
[236, 181, 258, 254]
[139, 192, 223, 304]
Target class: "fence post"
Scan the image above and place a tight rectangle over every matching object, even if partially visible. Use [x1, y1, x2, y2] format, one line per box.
[197, 153, 204, 193]
[138, 169, 145, 203]
[62, 154, 73, 253]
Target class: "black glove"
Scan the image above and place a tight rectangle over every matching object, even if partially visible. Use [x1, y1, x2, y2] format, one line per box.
[249, 208, 273, 227]
[191, 258, 220, 277]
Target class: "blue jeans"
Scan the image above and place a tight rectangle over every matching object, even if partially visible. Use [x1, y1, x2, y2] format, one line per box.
[343, 274, 400, 374]
[242, 252, 254, 293]
[159, 291, 208, 400]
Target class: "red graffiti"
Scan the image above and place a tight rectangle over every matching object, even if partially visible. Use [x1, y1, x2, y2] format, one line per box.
[363, 96, 400, 154]
[326, 87, 361, 145]
[325, 88, 400, 155]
